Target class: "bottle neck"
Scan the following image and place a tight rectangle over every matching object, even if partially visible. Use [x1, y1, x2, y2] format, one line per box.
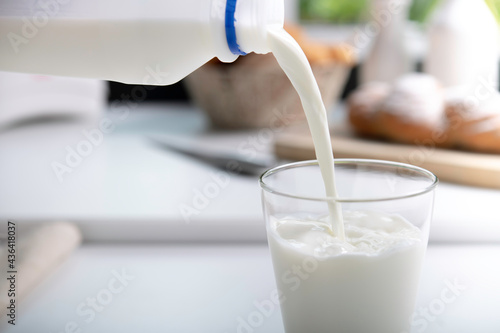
[233, 0, 284, 55]
[212, 0, 284, 62]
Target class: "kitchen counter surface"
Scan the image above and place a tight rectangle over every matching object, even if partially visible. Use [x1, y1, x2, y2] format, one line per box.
[3, 243, 500, 333]
[0, 103, 499, 243]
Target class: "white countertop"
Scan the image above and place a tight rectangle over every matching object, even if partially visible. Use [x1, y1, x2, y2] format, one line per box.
[3, 243, 500, 333]
[0, 103, 499, 242]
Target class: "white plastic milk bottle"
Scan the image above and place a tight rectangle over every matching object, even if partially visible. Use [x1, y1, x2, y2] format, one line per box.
[424, 0, 499, 89]
[0, 0, 284, 85]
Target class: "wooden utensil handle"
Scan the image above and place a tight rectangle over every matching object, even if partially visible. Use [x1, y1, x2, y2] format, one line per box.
[0, 222, 82, 319]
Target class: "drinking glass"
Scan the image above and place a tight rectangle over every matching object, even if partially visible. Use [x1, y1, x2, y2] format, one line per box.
[260, 159, 438, 333]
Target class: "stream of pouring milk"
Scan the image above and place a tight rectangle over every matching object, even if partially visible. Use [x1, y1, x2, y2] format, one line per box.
[266, 30, 427, 333]
[268, 28, 345, 240]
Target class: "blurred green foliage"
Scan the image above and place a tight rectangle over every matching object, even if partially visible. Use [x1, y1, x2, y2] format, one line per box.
[408, 0, 440, 23]
[299, 0, 369, 23]
[486, 0, 500, 23]
[300, 0, 500, 24]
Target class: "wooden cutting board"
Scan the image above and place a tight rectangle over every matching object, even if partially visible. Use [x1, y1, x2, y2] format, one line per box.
[274, 124, 500, 189]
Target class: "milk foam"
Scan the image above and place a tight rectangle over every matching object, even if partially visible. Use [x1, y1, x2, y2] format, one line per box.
[272, 211, 422, 257]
